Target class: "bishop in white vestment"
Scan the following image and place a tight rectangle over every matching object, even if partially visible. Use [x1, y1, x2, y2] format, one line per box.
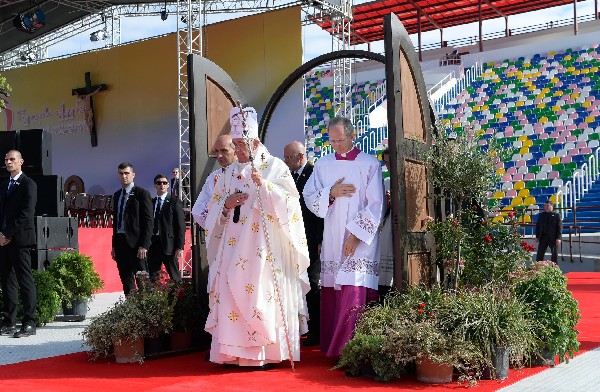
[303, 116, 383, 357]
[203, 107, 310, 367]
[191, 135, 236, 229]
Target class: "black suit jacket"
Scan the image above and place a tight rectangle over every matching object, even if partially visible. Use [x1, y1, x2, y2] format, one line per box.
[536, 211, 562, 242]
[153, 194, 185, 255]
[295, 164, 324, 246]
[112, 185, 153, 250]
[0, 173, 37, 246]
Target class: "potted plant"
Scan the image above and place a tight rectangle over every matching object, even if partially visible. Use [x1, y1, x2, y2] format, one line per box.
[514, 261, 580, 365]
[336, 286, 486, 385]
[82, 274, 176, 363]
[168, 279, 203, 350]
[445, 286, 537, 379]
[46, 251, 104, 318]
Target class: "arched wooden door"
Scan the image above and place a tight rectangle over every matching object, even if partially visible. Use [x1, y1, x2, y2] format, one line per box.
[187, 54, 247, 330]
[384, 13, 436, 289]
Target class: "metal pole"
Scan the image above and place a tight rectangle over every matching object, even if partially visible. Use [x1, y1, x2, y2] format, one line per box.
[418, 9, 422, 61]
[478, 0, 483, 52]
[574, 0, 578, 35]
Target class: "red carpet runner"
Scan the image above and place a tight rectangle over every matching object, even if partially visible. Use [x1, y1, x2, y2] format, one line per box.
[1, 272, 598, 391]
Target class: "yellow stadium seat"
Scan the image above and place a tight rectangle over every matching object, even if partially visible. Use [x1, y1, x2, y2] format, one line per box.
[539, 116, 548, 123]
[443, 118, 451, 124]
[583, 101, 592, 108]
[542, 88, 550, 94]
[493, 216, 505, 223]
[537, 103, 546, 109]
[514, 181, 525, 190]
[518, 189, 530, 198]
[519, 214, 532, 223]
[523, 139, 533, 147]
[495, 112, 503, 119]
[518, 135, 528, 141]
[573, 70, 581, 76]
[516, 101, 524, 107]
[586, 116, 595, 124]
[524, 196, 537, 206]
[493, 190, 505, 199]
[519, 146, 529, 155]
[550, 194, 562, 204]
[592, 66, 599, 73]
[572, 92, 580, 100]
[551, 78, 559, 84]
[511, 197, 524, 206]
[552, 105, 561, 112]
[496, 168, 506, 176]
[549, 156, 561, 165]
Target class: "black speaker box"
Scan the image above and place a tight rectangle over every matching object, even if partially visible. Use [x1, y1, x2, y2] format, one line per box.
[30, 175, 64, 217]
[35, 216, 78, 249]
[18, 129, 52, 176]
[0, 131, 18, 178]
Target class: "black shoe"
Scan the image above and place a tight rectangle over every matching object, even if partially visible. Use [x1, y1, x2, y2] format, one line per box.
[253, 363, 274, 371]
[13, 323, 36, 338]
[302, 334, 320, 347]
[0, 323, 17, 335]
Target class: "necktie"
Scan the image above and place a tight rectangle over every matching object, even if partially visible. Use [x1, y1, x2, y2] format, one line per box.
[117, 190, 127, 230]
[292, 172, 299, 182]
[153, 198, 161, 235]
[7, 178, 15, 192]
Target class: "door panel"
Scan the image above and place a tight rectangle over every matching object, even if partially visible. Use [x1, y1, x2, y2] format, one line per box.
[384, 13, 436, 289]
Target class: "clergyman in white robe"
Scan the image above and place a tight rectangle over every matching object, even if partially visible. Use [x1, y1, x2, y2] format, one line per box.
[304, 137, 383, 357]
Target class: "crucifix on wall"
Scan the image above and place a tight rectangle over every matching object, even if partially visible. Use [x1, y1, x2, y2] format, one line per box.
[72, 72, 107, 147]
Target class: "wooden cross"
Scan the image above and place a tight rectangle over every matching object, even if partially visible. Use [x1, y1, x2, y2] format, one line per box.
[72, 72, 107, 147]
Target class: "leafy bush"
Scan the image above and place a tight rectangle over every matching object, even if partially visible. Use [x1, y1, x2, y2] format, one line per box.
[46, 252, 104, 303]
[514, 261, 580, 363]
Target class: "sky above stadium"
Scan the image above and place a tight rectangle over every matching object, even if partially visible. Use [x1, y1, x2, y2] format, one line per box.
[48, 0, 598, 62]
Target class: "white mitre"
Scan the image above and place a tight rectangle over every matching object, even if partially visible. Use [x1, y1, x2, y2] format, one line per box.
[230, 106, 259, 139]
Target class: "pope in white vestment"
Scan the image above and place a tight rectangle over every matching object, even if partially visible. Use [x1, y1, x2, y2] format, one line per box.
[303, 116, 383, 357]
[203, 107, 310, 367]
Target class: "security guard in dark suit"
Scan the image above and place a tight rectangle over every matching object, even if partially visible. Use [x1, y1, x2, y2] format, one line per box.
[0, 150, 38, 337]
[535, 200, 562, 263]
[111, 162, 153, 294]
[148, 174, 185, 282]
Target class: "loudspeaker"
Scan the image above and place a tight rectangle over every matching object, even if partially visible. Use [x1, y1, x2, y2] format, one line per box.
[18, 129, 52, 176]
[35, 216, 78, 249]
[30, 175, 64, 217]
[0, 131, 18, 178]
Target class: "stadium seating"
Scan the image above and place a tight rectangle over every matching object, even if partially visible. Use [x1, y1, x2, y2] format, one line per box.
[304, 69, 387, 160]
[441, 44, 600, 221]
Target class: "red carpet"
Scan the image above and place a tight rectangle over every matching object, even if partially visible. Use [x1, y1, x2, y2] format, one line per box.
[1, 272, 598, 391]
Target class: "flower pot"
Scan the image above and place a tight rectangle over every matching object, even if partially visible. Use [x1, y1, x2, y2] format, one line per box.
[534, 348, 556, 367]
[483, 346, 510, 379]
[170, 331, 192, 351]
[62, 299, 88, 318]
[416, 357, 453, 384]
[113, 337, 144, 363]
[144, 334, 169, 355]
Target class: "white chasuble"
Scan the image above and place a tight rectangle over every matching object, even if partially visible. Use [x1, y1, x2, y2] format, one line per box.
[303, 151, 384, 290]
[191, 168, 220, 229]
[204, 144, 310, 365]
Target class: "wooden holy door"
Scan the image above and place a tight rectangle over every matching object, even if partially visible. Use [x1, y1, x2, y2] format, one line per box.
[384, 13, 436, 289]
[187, 54, 247, 315]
